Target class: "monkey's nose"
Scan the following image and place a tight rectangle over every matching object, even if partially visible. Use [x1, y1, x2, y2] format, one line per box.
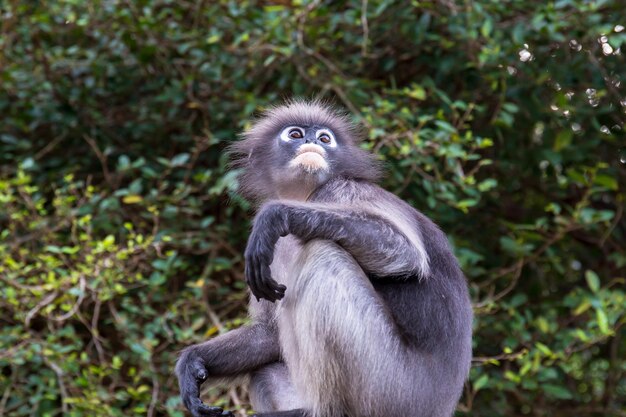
[304, 132, 319, 145]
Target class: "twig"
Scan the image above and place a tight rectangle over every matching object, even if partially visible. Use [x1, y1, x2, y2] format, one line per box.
[107, 301, 123, 324]
[360, 0, 369, 57]
[0, 366, 17, 417]
[472, 348, 527, 364]
[75, 299, 107, 366]
[599, 201, 622, 246]
[201, 254, 227, 334]
[52, 275, 86, 321]
[8, 218, 71, 250]
[474, 260, 523, 308]
[34, 133, 67, 160]
[0, 341, 29, 360]
[90, 297, 106, 365]
[83, 135, 114, 187]
[295, 0, 348, 80]
[329, 84, 370, 128]
[147, 361, 160, 417]
[25, 291, 59, 328]
[42, 357, 69, 414]
[0, 275, 46, 292]
[602, 324, 622, 410]
[228, 387, 246, 417]
[479, 223, 578, 290]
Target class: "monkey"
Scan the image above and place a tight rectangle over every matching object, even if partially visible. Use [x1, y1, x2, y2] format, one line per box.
[175, 100, 473, 417]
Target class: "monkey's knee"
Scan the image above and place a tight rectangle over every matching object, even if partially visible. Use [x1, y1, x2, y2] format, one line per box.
[252, 410, 308, 417]
[250, 363, 304, 412]
[280, 241, 399, 416]
[291, 240, 369, 290]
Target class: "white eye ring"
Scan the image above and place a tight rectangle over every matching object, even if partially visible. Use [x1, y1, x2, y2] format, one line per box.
[280, 126, 304, 142]
[316, 129, 337, 148]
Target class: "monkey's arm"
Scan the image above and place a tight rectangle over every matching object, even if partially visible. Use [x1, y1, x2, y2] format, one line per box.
[176, 323, 279, 417]
[245, 202, 427, 301]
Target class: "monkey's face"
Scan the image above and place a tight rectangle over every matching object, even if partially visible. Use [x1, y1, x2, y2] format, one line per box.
[277, 125, 338, 178]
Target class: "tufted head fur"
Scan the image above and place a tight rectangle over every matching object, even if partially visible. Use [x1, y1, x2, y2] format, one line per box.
[229, 99, 382, 203]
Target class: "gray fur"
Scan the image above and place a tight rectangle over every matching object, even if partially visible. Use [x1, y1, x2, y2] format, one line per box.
[249, 363, 303, 412]
[176, 101, 473, 417]
[228, 99, 382, 203]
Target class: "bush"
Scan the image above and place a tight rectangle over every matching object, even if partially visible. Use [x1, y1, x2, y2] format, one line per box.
[1, 1, 624, 416]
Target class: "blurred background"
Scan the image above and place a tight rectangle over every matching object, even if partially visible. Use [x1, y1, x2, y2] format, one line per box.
[0, 1, 624, 416]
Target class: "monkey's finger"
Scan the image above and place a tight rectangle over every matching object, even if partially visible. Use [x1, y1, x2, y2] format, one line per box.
[244, 262, 253, 287]
[268, 278, 286, 299]
[196, 403, 226, 417]
[259, 264, 279, 301]
[259, 275, 277, 302]
[261, 264, 285, 301]
[251, 258, 271, 302]
[276, 283, 287, 299]
[246, 258, 259, 286]
[245, 258, 263, 299]
[251, 259, 267, 298]
[244, 264, 260, 301]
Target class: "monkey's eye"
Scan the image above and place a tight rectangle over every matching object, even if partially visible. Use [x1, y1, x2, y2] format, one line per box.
[315, 129, 337, 148]
[288, 129, 303, 139]
[319, 134, 331, 144]
[280, 126, 305, 143]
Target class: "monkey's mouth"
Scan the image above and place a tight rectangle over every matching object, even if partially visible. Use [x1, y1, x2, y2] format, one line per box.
[289, 144, 329, 173]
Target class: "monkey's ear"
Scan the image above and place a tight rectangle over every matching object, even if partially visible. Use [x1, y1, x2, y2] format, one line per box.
[335, 143, 384, 183]
[226, 138, 275, 204]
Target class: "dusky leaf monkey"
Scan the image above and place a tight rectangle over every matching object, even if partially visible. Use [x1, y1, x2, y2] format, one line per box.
[176, 100, 473, 417]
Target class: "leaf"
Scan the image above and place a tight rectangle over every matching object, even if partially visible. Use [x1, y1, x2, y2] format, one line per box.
[536, 318, 550, 334]
[122, 195, 143, 204]
[406, 85, 426, 101]
[594, 174, 618, 190]
[263, 5, 285, 12]
[206, 34, 221, 44]
[118, 155, 131, 170]
[596, 309, 610, 334]
[553, 130, 572, 151]
[543, 384, 573, 400]
[504, 371, 521, 383]
[536, 342, 552, 356]
[434, 120, 457, 134]
[573, 300, 591, 315]
[171, 153, 190, 167]
[585, 270, 600, 292]
[456, 199, 478, 212]
[474, 374, 489, 391]
[478, 179, 497, 192]
[481, 19, 493, 37]
[574, 329, 589, 342]
[44, 245, 62, 254]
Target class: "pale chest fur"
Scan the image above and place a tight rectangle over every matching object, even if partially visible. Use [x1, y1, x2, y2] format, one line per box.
[270, 235, 305, 291]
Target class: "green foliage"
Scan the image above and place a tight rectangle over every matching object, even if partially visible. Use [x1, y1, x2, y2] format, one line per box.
[1, 1, 624, 416]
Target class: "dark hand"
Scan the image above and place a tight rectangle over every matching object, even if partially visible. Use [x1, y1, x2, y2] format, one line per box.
[177, 351, 234, 417]
[245, 203, 288, 302]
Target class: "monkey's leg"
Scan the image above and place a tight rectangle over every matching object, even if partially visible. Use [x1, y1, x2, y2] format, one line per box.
[249, 362, 305, 413]
[279, 240, 430, 417]
[176, 324, 279, 417]
[252, 411, 307, 417]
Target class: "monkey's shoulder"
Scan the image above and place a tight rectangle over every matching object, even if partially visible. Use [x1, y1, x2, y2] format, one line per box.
[311, 178, 431, 221]
[310, 177, 455, 259]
